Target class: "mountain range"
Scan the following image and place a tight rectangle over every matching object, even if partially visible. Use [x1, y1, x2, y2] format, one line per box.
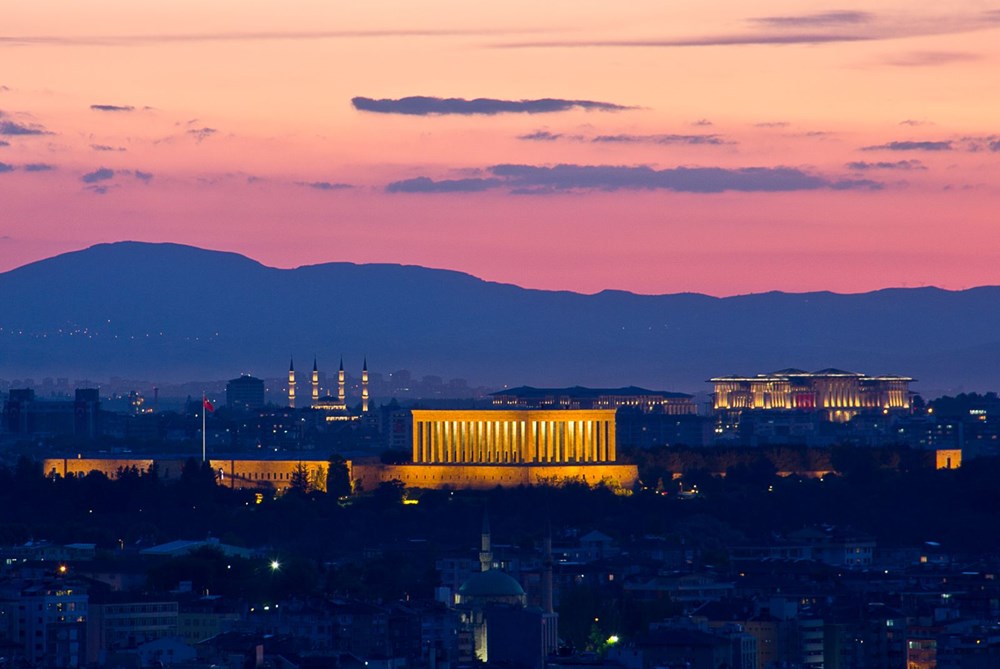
[1, 242, 998, 395]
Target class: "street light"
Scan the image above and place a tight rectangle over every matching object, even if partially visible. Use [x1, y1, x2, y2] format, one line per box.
[270, 559, 281, 571]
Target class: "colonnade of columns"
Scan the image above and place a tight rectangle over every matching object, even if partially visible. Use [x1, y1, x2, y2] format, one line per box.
[412, 410, 617, 465]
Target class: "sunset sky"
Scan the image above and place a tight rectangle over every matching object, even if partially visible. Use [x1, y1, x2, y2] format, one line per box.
[2, 1, 999, 296]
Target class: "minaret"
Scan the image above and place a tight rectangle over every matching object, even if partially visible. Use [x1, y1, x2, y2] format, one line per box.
[361, 357, 369, 413]
[543, 524, 554, 614]
[338, 357, 345, 403]
[311, 357, 319, 404]
[480, 509, 492, 572]
[288, 357, 296, 408]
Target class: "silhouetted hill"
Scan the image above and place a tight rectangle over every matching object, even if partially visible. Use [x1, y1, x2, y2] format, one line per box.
[1, 242, 998, 393]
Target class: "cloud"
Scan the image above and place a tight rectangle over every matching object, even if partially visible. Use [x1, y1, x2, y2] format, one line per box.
[298, 181, 353, 191]
[133, 170, 153, 182]
[500, 32, 873, 48]
[0, 140, 9, 147]
[752, 11, 874, 27]
[692, 119, 713, 126]
[885, 51, 980, 67]
[23, 163, 55, 171]
[846, 160, 926, 170]
[991, 141, 1000, 152]
[387, 163, 882, 194]
[187, 127, 217, 142]
[754, 121, 790, 128]
[90, 104, 135, 112]
[0, 27, 525, 47]
[517, 130, 729, 145]
[497, 10, 1000, 48]
[85, 185, 110, 194]
[81, 167, 115, 183]
[0, 162, 13, 173]
[591, 133, 728, 145]
[518, 130, 565, 141]
[899, 119, 932, 126]
[90, 144, 126, 152]
[387, 176, 504, 193]
[352, 96, 630, 115]
[0, 119, 49, 135]
[862, 140, 953, 151]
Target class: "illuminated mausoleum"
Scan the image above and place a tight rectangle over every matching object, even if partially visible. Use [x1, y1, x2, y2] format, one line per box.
[711, 368, 914, 422]
[412, 409, 617, 465]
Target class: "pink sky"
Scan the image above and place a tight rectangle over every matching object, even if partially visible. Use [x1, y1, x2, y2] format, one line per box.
[2, 1, 1000, 296]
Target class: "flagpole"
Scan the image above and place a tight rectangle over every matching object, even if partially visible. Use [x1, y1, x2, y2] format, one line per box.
[202, 392, 207, 463]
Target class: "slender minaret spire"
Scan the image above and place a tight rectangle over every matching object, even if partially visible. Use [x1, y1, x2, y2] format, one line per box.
[312, 357, 319, 404]
[338, 356, 345, 402]
[288, 357, 296, 408]
[480, 509, 493, 572]
[543, 522, 554, 614]
[361, 357, 369, 413]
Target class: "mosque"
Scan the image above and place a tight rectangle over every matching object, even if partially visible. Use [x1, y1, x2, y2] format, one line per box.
[287, 356, 369, 417]
[454, 512, 557, 667]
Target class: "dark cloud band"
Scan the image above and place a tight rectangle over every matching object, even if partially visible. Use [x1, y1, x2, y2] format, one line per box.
[352, 96, 630, 116]
[861, 140, 953, 151]
[387, 164, 882, 194]
[90, 104, 135, 112]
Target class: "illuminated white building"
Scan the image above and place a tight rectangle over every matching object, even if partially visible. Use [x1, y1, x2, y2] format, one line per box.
[711, 368, 913, 422]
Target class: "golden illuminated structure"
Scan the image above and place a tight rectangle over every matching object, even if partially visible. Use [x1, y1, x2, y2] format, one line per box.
[287, 357, 296, 409]
[311, 358, 319, 403]
[711, 368, 913, 421]
[338, 357, 346, 402]
[412, 409, 617, 464]
[491, 386, 696, 415]
[936, 449, 961, 470]
[361, 357, 369, 413]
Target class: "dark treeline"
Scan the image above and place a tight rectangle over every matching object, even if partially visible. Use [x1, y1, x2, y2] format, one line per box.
[1, 450, 999, 597]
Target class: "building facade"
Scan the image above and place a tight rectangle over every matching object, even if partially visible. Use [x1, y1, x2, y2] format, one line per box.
[412, 409, 617, 465]
[225, 376, 265, 411]
[491, 386, 696, 415]
[711, 368, 913, 422]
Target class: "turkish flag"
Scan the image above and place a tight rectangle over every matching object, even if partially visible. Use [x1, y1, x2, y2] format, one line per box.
[203, 397, 215, 412]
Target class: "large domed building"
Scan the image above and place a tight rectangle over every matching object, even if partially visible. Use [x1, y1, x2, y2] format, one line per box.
[455, 513, 556, 667]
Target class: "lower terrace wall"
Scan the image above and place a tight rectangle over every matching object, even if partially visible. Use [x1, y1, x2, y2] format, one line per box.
[352, 463, 638, 491]
[43, 458, 638, 493]
[42, 458, 330, 493]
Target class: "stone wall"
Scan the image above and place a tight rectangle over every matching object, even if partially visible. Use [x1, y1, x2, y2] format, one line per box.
[43, 457, 636, 493]
[352, 462, 638, 492]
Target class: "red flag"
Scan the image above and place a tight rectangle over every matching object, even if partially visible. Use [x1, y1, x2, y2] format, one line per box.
[203, 397, 215, 412]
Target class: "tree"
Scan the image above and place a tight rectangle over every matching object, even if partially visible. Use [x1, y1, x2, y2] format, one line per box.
[326, 455, 352, 498]
[289, 462, 311, 494]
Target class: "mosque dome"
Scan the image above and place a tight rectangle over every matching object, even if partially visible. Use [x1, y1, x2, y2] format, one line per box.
[458, 570, 526, 602]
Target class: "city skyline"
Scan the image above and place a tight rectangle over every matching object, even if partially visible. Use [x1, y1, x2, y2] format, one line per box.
[3, 2, 1000, 296]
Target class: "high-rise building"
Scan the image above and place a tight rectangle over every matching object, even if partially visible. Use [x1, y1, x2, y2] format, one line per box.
[226, 376, 265, 411]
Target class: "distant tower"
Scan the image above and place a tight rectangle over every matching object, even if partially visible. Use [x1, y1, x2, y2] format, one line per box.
[312, 357, 319, 404]
[288, 357, 296, 408]
[543, 524, 554, 614]
[361, 357, 369, 413]
[338, 357, 345, 402]
[480, 509, 493, 572]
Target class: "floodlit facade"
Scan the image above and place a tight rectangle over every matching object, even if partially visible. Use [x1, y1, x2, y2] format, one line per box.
[711, 368, 913, 421]
[412, 409, 617, 464]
